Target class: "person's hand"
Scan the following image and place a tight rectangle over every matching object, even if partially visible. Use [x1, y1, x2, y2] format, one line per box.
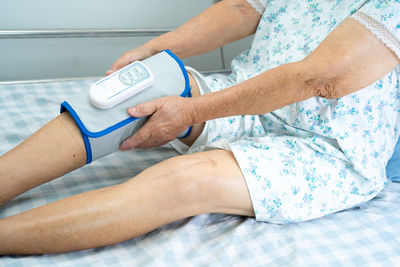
[119, 96, 196, 150]
[105, 46, 157, 76]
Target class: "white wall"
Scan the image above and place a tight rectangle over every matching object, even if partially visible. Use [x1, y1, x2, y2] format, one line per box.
[0, 0, 211, 30]
[0, 0, 252, 82]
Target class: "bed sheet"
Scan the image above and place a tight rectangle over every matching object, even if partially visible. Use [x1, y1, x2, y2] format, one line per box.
[0, 80, 399, 266]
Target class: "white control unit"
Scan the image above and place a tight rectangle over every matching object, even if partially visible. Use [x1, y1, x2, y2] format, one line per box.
[89, 61, 154, 109]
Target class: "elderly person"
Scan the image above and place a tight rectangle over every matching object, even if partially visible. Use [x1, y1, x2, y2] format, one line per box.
[1, 0, 399, 255]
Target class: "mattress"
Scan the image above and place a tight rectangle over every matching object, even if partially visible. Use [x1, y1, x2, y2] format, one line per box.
[1, 79, 399, 266]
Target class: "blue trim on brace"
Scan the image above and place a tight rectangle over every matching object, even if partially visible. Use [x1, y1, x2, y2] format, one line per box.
[163, 49, 191, 98]
[82, 132, 93, 163]
[177, 84, 193, 139]
[61, 101, 140, 138]
[178, 125, 193, 139]
[60, 104, 93, 163]
[60, 50, 192, 164]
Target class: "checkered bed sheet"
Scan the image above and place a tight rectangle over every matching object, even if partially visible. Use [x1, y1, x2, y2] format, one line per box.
[0, 80, 399, 266]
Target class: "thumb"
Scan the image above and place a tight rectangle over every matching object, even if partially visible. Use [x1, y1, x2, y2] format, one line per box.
[106, 51, 141, 75]
[106, 56, 133, 75]
[128, 100, 159, 117]
[106, 47, 155, 75]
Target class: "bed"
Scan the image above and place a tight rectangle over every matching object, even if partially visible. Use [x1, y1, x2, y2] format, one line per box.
[1, 79, 399, 266]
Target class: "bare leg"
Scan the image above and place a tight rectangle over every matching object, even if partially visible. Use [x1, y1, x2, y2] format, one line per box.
[0, 149, 254, 255]
[0, 73, 203, 207]
[0, 112, 86, 207]
[0, 72, 241, 255]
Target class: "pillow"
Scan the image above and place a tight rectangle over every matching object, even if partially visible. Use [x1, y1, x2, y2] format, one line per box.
[386, 136, 400, 182]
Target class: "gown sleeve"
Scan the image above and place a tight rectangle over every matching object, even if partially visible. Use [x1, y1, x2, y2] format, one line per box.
[351, 0, 400, 59]
[246, 0, 269, 15]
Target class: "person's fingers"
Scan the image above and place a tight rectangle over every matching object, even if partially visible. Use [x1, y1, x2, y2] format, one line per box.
[128, 100, 159, 118]
[119, 125, 152, 150]
[106, 52, 136, 75]
[119, 100, 160, 150]
[121, 118, 176, 150]
[105, 69, 115, 76]
[106, 47, 155, 75]
[120, 96, 194, 150]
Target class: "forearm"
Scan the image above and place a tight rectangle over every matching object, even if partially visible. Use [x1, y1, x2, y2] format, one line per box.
[142, 0, 261, 58]
[190, 18, 400, 123]
[191, 61, 312, 122]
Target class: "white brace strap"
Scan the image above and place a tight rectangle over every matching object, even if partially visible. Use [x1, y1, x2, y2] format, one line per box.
[60, 50, 192, 164]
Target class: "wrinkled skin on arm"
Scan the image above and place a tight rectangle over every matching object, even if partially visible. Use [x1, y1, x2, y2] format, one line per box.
[120, 18, 400, 149]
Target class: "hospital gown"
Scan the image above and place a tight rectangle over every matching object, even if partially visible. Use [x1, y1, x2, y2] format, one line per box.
[171, 0, 400, 223]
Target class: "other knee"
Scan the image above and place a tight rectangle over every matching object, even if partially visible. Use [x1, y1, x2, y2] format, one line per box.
[150, 152, 221, 213]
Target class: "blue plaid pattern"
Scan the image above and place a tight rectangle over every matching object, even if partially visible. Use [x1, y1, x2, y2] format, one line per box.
[0, 80, 399, 266]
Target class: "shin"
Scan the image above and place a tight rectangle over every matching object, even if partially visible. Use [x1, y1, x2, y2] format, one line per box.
[0, 112, 86, 207]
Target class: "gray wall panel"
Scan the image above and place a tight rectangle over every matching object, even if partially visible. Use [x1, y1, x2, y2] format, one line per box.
[0, 0, 223, 82]
[0, 37, 222, 81]
[0, 0, 212, 29]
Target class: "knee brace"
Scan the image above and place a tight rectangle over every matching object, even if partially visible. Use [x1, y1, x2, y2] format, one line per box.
[60, 50, 191, 164]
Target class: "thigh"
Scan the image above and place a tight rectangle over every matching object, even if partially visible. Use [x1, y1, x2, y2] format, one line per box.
[124, 149, 255, 218]
[226, 134, 381, 223]
[192, 149, 255, 217]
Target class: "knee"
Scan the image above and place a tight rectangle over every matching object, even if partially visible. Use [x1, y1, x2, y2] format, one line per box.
[152, 152, 221, 213]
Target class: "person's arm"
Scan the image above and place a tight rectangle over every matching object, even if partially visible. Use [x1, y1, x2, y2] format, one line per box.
[120, 18, 399, 149]
[106, 0, 261, 74]
[189, 18, 400, 121]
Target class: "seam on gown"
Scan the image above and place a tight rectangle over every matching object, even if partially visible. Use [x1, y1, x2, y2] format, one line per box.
[246, 0, 267, 15]
[352, 11, 400, 60]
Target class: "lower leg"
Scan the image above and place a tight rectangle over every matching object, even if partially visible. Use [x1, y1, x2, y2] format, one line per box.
[0, 112, 86, 207]
[0, 150, 253, 255]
